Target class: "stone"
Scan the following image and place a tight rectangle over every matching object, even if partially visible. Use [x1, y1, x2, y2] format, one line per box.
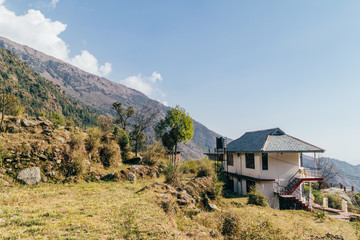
[17, 167, 41, 185]
[208, 203, 220, 211]
[22, 119, 38, 127]
[101, 173, 116, 181]
[0, 179, 9, 186]
[128, 172, 136, 182]
[57, 137, 65, 144]
[210, 230, 216, 237]
[40, 120, 53, 126]
[199, 232, 207, 236]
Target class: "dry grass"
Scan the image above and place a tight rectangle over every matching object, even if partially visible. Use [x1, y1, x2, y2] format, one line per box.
[0, 181, 359, 239]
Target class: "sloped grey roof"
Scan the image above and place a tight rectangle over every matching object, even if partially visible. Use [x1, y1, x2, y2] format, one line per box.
[227, 128, 324, 153]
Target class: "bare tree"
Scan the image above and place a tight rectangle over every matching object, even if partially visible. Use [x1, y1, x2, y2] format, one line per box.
[317, 157, 337, 189]
[130, 104, 159, 156]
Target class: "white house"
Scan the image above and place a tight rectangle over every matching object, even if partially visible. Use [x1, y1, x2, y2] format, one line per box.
[225, 128, 325, 210]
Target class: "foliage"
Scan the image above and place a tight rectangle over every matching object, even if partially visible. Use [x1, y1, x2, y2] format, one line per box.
[97, 115, 114, 133]
[181, 158, 215, 178]
[154, 105, 194, 162]
[221, 210, 242, 237]
[129, 123, 146, 156]
[48, 112, 65, 127]
[0, 48, 98, 127]
[247, 189, 268, 207]
[113, 102, 134, 132]
[142, 141, 166, 167]
[99, 141, 121, 168]
[113, 126, 131, 160]
[0, 93, 18, 131]
[163, 161, 182, 187]
[85, 127, 103, 154]
[327, 194, 342, 209]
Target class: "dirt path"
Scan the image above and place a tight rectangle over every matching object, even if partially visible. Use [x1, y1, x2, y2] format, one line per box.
[313, 203, 360, 220]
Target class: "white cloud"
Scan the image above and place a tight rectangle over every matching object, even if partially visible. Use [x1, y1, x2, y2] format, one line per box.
[0, 1, 112, 77]
[50, 0, 59, 9]
[121, 72, 166, 103]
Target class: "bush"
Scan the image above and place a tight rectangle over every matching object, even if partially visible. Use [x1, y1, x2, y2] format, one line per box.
[221, 210, 241, 237]
[113, 126, 130, 160]
[69, 132, 84, 150]
[247, 189, 268, 207]
[85, 127, 102, 153]
[142, 142, 166, 167]
[197, 159, 215, 178]
[163, 161, 182, 187]
[48, 112, 65, 127]
[99, 141, 121, 168]
[63, 151, 87, 178]
[182, 159, 199, 174]
[327, 194, 342, 209]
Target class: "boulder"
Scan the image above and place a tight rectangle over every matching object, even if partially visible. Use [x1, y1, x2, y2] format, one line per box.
[101, 172, 116, 181]
[21, 119, 38, 127]
[128, 172, 136, 182]
[17, 167, 41, 185]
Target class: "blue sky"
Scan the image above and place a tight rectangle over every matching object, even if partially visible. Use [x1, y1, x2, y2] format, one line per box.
[1, 0, 360, 164]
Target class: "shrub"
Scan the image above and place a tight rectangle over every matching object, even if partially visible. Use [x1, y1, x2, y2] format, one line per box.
[142, 142, 166, 167]
[113, 126, 130, 160]
[196, 159, 215, 178]
[99, 141, 121, 168]
[247, 189, 268, 207]
[85, 127, 102, 153]
[63, 151, 87, 178]
[182, 159, 199, 174]
[48, 112, 65, 127]
[163, 161, 182, 187]
[221, 210, 241, 237]
[327, 194, 342, 209]
[69, 132, 84, 150]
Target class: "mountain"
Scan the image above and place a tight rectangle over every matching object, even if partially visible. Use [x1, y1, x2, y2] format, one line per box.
[303, 155, 360, 192]
[0, 47, 97, 127]
[0, 36, 221, 159]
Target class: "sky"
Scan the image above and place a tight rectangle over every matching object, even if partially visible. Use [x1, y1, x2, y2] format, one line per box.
[1, 0, 360, 164]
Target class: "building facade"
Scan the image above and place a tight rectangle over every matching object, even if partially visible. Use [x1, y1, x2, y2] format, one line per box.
[225, 128, 324, 210]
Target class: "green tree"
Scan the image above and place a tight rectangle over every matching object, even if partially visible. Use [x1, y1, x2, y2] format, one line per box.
[0, 94, 18, 132]
[155, 105, 194, 163]
[112, 102, 134, 132]
[129, 123, 146, 156]
[113, 126, 131, 160]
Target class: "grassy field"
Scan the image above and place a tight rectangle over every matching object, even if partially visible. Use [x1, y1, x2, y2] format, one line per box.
[1, 179, 360, 239]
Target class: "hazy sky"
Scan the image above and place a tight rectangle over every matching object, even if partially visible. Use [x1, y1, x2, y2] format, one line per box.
[1, 0, 360, 164]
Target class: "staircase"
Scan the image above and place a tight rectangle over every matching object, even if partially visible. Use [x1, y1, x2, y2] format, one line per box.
[274, 168, 323, 211]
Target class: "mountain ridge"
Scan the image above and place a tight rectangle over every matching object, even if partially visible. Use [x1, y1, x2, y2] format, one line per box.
[0, 36, 221, 159]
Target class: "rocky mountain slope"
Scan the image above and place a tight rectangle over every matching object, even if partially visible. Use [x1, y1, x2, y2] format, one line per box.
[0, 36, 220, 159]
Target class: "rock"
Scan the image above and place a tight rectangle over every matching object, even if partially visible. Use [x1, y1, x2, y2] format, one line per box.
[22, 119, 38, 127]
[128, 172, 136, 182]
[57, 137, 65, 144]
[0, 179, 9, 186]
[0, 218, 6, 225]
[40, 120, 53, 126]
[17, 167, 41, 185]
[210, 230, 216, 237]
[101, 173, 116, 181]
[208, 203, 220, 211]
[9, 117, 21, 124]
[199, 232, 207, 236]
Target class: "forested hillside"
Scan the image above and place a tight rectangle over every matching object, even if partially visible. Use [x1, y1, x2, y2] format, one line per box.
[0, 48, 97, 127]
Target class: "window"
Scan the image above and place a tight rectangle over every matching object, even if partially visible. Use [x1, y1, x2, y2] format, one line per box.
[262, 153, 268, 170]
[245, 153, 255, 169]
[227, 153, 234, 166]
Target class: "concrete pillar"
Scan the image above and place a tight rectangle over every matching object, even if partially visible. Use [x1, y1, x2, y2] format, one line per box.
[309, 182, 313, 211]
[342, 200, 348, 213]
[323, 198, 328, 208]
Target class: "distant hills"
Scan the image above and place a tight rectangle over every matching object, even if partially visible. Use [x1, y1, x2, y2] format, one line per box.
[0, 36, 221, 159]
[303, 155, 360, 192]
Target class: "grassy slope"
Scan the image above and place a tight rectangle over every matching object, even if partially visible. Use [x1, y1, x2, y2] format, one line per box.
[1, 180, 359, 240]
